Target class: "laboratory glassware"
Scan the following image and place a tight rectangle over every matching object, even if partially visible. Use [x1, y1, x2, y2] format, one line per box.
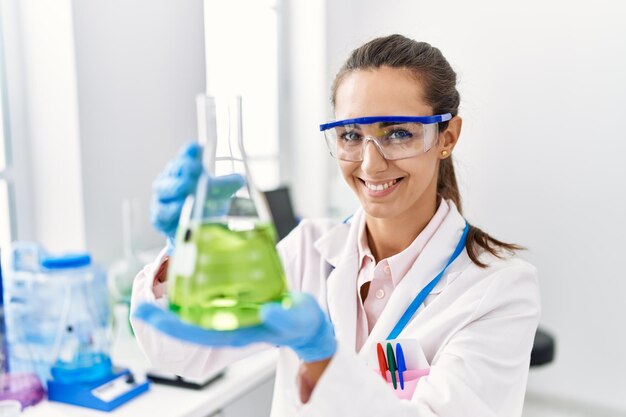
[108, 199, 145, 307]
[4, 243, 111, 384]
[4, 243, 149, 411]
[167, 95, 288, 331]
[0, 248, 45, 410]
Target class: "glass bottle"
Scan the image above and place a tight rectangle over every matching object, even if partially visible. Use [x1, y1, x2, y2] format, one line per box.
[108, 199, 144, 307]
[167, 95, 288, 331]
[1, 247, 45, 409]
[4, 243, 111, 393]
[108, 199, 145, 336]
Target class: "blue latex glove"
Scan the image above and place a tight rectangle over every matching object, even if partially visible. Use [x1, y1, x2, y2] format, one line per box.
[150, 142, 245, 254]
[133, 292, 337, 363]
[150, 143, 203, 251]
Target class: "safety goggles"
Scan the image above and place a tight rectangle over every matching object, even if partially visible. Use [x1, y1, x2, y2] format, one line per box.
[319, 114, 452, 162]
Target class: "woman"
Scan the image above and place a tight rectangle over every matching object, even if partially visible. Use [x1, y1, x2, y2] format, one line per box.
[131, 34, 540, 416]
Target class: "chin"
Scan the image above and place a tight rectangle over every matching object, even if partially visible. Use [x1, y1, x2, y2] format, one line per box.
[359, 201, 400, 219]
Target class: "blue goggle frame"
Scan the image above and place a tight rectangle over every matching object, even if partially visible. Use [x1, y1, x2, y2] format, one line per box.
[319, 113, 452, 131]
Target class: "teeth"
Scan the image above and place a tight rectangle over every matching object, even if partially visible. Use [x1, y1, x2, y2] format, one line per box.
[365, 179, 397, 191]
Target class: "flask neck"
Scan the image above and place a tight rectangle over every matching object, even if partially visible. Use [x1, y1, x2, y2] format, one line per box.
[197, 95, 246, 174]
[193, 94, 273, 225]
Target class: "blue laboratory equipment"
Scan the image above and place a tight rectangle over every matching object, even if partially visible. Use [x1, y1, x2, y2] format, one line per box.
[0, 248, 45, 410]
[4, 243, 149, 411]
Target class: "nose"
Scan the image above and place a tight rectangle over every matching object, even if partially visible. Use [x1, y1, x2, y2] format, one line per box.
[360, 139, 388, 174]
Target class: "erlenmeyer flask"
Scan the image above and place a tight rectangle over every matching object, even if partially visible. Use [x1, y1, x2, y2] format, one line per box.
[167, 95, 288, 330]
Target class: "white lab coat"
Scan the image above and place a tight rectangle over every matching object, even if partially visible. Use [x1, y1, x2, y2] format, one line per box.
[130, 201, 540, 417]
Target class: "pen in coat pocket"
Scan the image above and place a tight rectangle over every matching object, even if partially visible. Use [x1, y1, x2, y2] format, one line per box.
[376, 343, 388, 382]
[386, 342, 397, 389]
[395, 343, 406, 390]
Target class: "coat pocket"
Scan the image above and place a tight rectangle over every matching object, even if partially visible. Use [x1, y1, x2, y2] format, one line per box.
[375, 368, 430, 400]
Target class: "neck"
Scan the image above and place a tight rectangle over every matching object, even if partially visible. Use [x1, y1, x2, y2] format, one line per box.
[365, 195, 439, 262]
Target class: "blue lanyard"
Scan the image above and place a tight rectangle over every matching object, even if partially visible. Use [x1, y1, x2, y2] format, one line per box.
[386, 222, 469, 340]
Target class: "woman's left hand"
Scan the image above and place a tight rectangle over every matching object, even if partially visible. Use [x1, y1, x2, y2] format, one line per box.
[133, 292, 337, 363]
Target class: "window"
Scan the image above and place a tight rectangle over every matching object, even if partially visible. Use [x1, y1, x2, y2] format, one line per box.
[0, 29, 13, 252]
[203, 0, 280, 191]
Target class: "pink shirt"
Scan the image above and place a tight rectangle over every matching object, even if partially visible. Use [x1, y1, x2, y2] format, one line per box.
[355, 200, 450, 351]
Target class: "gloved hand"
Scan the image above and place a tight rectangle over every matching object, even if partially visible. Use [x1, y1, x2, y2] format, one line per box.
[150, 142, 203, 253]
[133, 292, 337, 363]
[150, 143, 245, 254]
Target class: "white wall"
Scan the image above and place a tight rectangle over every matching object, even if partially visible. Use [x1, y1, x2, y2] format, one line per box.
[0, 0, 34, 244]
[294, 0, 626, 410]
[71, 0, 205, 264]
[280, 0, 330, 218]
[14, 0, 86, 251]
[10, 0, 205, 263]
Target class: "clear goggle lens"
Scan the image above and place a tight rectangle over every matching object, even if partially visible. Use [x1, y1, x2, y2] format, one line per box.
[320, 115, 451, 162]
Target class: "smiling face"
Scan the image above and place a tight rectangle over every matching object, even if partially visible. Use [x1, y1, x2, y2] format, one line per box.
[334, 66, 443, 222]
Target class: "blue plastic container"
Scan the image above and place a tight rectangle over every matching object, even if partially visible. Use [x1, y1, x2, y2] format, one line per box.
[4, 243, 111, 386]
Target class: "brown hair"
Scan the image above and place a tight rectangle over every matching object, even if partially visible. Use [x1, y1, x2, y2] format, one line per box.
[331, 34, 523, 267]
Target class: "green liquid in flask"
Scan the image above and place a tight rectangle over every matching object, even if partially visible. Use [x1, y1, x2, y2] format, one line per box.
[168, 222, 288, 330]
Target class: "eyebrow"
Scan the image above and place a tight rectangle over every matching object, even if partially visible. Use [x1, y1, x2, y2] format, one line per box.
[339, 121, 405, 130]
[379, 122, 405, 128]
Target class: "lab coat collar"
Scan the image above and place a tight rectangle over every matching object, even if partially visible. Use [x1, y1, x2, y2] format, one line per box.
[314, 209, 365, 351]
[313, 210, 362, 267]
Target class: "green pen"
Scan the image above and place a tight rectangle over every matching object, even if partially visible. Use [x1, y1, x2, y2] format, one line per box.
[386, 342, 397, 389]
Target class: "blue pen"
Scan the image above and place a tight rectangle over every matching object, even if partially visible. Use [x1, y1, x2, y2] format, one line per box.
[395, 343, 407, 390]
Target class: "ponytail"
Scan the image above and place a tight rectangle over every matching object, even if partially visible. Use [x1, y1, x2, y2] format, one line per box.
[437, 156, 524, 268]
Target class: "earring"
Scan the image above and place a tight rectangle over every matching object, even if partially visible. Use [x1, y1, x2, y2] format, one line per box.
[441, 150, 449, 157]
